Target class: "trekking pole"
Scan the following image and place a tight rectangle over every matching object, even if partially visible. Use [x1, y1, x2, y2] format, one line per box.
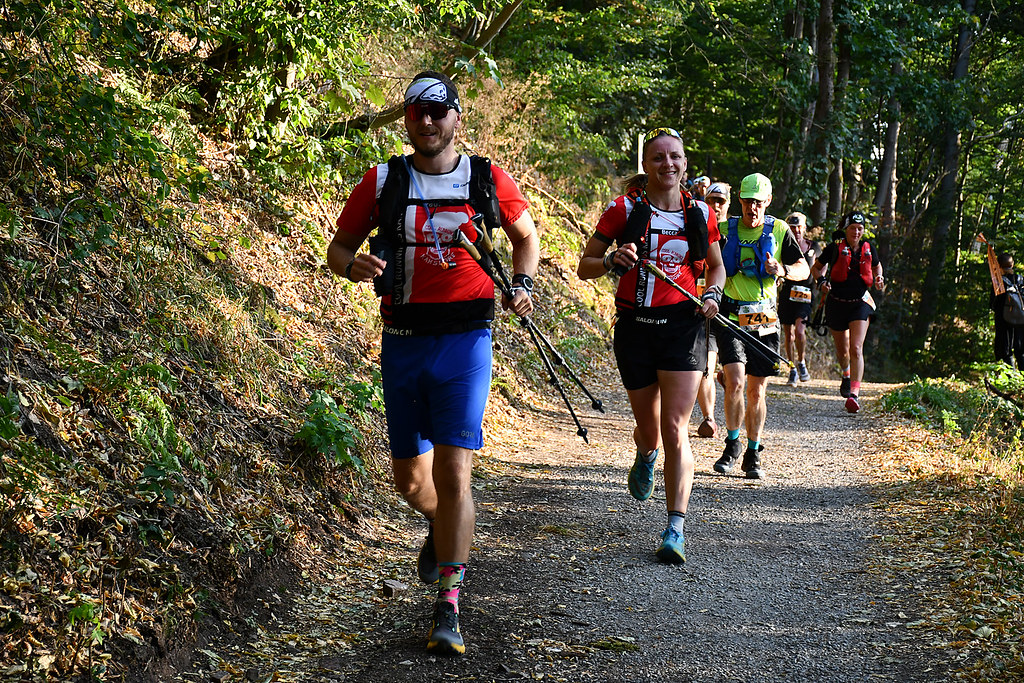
[643, 262, 794, 371]
[466, 216, 604, 414]
[451, 223, 598, 443]
[810, 291, 829, 337]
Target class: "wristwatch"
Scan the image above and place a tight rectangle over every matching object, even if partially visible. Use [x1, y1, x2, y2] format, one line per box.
[511, 273, 534, 295]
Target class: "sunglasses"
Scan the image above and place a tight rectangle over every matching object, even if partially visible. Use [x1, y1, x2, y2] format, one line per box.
[405, 102, 453, 122]
[644, 127, 682, 143]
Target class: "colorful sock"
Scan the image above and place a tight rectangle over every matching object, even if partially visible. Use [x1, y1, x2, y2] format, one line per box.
[747, 438, 760, 452]
[438, 563, 465, 613]
[668, 511, 685, 533]
[850, 381, 861, 396]
[842, 366, 851, 378]
[727, 429, 740, 441]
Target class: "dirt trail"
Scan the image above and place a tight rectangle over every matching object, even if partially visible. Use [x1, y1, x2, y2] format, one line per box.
[169, 375, 949, 683]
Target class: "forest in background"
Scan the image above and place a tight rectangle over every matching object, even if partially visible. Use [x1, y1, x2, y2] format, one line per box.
[2, 0, 1023, 680]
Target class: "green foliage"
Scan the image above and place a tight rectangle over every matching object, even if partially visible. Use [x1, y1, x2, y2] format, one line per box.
[881, 369, 1024, 457]
[296, 390, 365, 473]
[0, 388, 19, 441]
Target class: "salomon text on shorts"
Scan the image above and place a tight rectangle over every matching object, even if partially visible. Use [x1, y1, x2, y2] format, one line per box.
[613, 304, 708, 390]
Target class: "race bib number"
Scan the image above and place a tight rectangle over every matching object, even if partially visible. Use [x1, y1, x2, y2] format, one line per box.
[737, 301, 778, 334]
[789, 285, 812, 303]
[862, 290, 876, 311]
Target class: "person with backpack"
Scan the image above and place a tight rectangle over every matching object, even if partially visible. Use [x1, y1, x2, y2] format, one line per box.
[778, 211, 822, 387]
[576, 127, 724, 564]
[810, 211, 884, 414]
[694, 182, 732, 438]
[713, 173, 809, 479]
[327, 71, 539, 656]
[991, 252, 1024, 368]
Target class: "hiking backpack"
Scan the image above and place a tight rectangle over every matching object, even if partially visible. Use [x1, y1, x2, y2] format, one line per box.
[1004, 277, 1024, 325]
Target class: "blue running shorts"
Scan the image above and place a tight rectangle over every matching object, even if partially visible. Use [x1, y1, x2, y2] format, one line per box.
[380, 328, 492, 459]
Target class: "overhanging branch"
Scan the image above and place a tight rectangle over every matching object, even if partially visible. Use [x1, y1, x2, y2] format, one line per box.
[322, 0, 524, 139]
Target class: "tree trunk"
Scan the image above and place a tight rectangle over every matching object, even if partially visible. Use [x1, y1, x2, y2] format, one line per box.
[911, 0, 977, 345]
[777, 0, 816, 209]
[808, 0, 835, 225]
[873, 61, 903, 239]
[827, 11, 851, 221]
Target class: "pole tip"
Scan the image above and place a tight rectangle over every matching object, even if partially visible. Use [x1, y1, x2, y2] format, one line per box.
[577, 427, 589, 443]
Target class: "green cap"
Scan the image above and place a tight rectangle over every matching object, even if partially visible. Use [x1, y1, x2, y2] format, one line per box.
[739, 173, 772, 201]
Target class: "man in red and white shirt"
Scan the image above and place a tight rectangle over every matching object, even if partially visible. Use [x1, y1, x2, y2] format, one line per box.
[328, 71, 538, 656]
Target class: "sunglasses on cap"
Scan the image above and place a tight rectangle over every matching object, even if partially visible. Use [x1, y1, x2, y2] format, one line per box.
[405, 102, 454, 121]
[644, 127, 682, 143]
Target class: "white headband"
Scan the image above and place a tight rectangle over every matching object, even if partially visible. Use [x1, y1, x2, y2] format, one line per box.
[403, 77, 462, 113]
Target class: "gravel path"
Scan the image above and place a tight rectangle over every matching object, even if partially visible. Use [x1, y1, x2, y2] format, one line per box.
[170, 375, 948, 683]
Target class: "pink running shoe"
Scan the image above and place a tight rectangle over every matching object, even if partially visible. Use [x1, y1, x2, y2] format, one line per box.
[845, 395, 860, 413]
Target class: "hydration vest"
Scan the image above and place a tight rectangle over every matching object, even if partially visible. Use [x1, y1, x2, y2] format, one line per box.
[377, 154, 501, 247]
[722, 216, 777, 281]
[615, 188, 709, 275]
[830, 240, 873, 287]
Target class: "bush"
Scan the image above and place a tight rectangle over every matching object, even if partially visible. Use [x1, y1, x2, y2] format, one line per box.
[880, 366, 1024, 462]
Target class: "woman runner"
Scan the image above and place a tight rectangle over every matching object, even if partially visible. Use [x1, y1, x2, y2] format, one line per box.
[577, 128, 725, 563]
[810, 211, 884, 413]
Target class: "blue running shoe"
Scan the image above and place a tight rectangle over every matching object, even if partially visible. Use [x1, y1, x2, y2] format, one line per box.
[655, 527, 686, 564]
[627, 448, 657, 501]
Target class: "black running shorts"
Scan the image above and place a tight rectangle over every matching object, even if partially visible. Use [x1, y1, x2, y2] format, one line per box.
[715, 325, 781, 378]
[825, 297, 873, 332]
[778, 297, 812, 326]
[613, 308, 709, 390]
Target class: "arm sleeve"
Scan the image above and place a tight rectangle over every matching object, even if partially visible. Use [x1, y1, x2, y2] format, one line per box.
[818, 242, 837, 268]
[780, 230, 804, 265]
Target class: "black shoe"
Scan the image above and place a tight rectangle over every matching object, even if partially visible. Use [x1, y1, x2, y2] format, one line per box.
[714, 437, 743, 474]
[840, 377, 851, 398]
[417, 527, 438, 585]
[427, 601, 465, 656]
[741, 445, 764, 479]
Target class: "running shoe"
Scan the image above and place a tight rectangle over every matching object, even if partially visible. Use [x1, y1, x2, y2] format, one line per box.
[840, 377, 851, 398]
[628, 448, 658, 501]
[417, 527, 438, 585]
[427, 601, 465, 656]
[697, 416, 718, 438]
[845, 394, 860, 414]
[714, 437, 743, 474]
[798, 363, 811, 382]
[741, 446, 765, 480]
[786, 368, 798, 387]
[655, 527, 686, 564]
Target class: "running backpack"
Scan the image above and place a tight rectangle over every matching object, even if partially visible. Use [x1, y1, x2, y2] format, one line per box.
[611, 187, 708, 276]
[371, 154, 500, 297]
[377, 154, 501, 243]
[1004, 277, 1024, 325]
[722, 216, 777, 280]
